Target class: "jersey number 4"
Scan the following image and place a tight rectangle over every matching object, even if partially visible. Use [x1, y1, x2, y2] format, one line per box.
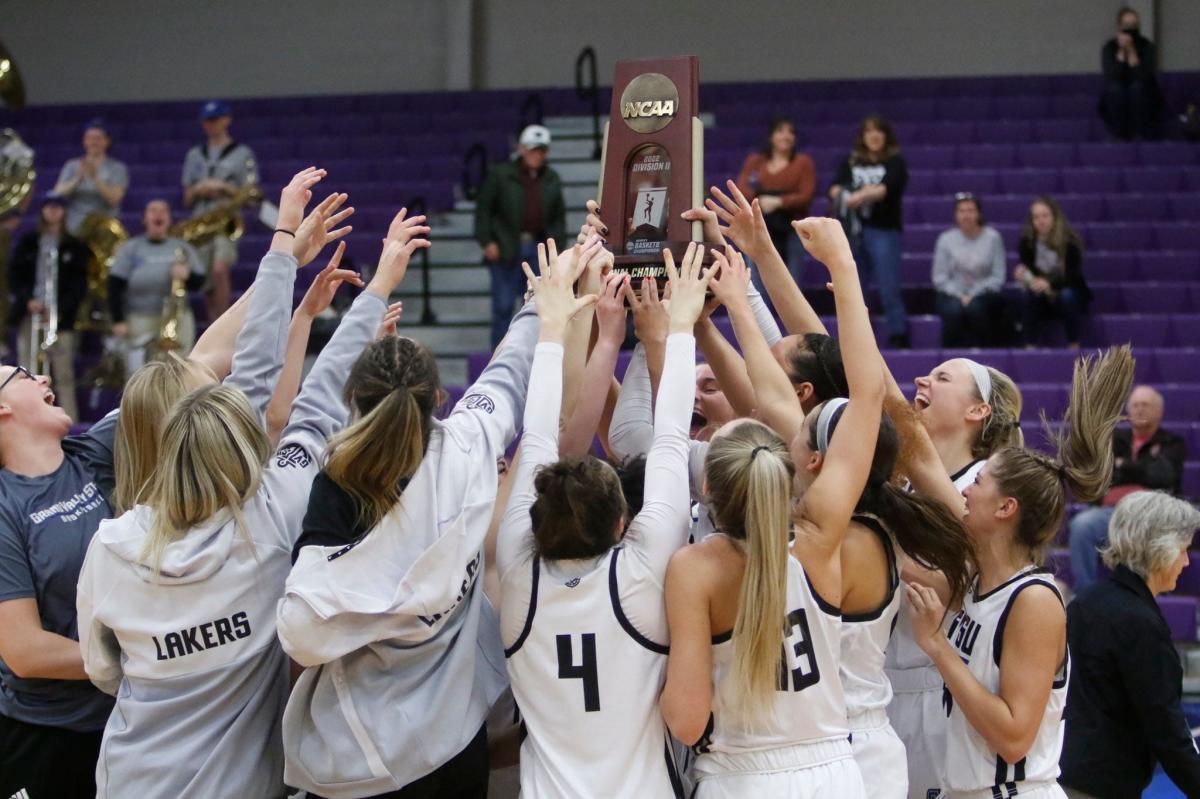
[777, 609, 820, 692]
[557, 633, 601, 712]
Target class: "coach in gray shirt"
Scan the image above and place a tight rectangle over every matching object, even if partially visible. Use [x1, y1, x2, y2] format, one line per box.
[108, 200, 205, 373]
[53, 119, 129, 235]
[182, 99, 259, 319]
[932, 192, 1007, 348]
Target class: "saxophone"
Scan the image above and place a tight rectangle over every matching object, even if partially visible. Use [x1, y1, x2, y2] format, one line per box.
[170, 181, 263, 246]
[27, 242, 58, 373]
[145, 247, 190, 360]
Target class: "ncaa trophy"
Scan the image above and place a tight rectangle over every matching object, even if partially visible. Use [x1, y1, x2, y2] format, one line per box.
[596, 56, 706, 287]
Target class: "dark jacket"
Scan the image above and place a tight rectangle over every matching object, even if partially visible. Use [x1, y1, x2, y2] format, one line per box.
[8, 230, 91, 330]
[1017, 236, 1091, 302]
[473, 159, 566, 262]
[1102, 35, 1160, 86]
[1110, 425, 1187, 497]
[1061, 565, 1200, 798]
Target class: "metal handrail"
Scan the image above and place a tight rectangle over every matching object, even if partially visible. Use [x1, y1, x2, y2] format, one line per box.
[406, 195, 437, 325]
[575, 46, 602, 160]
[460, 141, 488, 202]
[519, 92, 544, 130]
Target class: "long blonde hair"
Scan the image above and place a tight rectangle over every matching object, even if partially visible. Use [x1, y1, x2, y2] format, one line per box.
[991, 346, 1134, 561]
[114, 354, 215, 514]
[704, 420, 795, 725]
[973, 366, 1024, 459]
[142, 383, 270, 571]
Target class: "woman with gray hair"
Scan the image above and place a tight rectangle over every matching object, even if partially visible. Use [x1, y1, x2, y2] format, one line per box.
[1060, 490, 1200, 799]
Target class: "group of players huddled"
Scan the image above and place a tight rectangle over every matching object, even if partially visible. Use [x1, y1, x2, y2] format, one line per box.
[0, 166, 1134, 799]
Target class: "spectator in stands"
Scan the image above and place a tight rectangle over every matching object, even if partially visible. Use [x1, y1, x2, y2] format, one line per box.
[1014, 196, 1090, 348]
[931, 192, 1006, 348]
[1060, 491, 1200, 799]
[1068, 385, 1186, 593]
[474, 124, 566, 347]
[735, 116, 816, 280]
[1099, 6, 1163, 141]
[107, 200, 206, 375]
[182, 100, 259, 320]
[830, 115, 910, 348]
[52, 119, 129, 236]
[8, 192, 90, 421]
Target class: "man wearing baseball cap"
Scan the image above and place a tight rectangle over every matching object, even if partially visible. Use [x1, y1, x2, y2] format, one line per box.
[181, 100, 259, 319]
[474, 123, 566, 346]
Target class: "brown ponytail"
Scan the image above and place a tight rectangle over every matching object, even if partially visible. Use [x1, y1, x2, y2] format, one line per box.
[530, 457, 626, 559]
[991, 346, 1135, 558]
[324, 336, 443, 530]
[705, 420, 795, 725]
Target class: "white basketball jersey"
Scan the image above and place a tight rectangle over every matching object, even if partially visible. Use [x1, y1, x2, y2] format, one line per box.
[504, 547, 684, 799]
[695, 552, 848, 762]
[886, 459, 985, 673]
[841, 515, 901, 721]
[942, 568, 1069, 795]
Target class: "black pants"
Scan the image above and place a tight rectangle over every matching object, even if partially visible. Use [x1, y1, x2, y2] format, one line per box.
[936, 290, 1005, 348]
[0, 713, 103, 799]
[1099, 78, 1161, 140]
[309, 724, 489, 799]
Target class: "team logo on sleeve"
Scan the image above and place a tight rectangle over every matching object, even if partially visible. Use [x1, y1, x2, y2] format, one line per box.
[460, 393, 496, 414]
[274, 443, 312, 469]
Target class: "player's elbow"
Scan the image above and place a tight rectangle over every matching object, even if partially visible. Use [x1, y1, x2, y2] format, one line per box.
[660, 690, 708, 746]
[995, 730, 1038, 766]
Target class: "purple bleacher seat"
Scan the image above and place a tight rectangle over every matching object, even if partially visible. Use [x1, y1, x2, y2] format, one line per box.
[1015, 143, 1075, 169]
[1123, 166, 1185, 193]
[1034, 118, 1092, 143]
[937, 97, 992, 121]
[998, 169, 1060, 195]
[1184, 463, 1200, 500]
[1118, 283, 1193, 313]
[1160, 386, 1200, 421]
[1169, 195, 1200, 221]
[1184, 167, 1200, 192]
[1085, 224, 1151, 251]
[1061, 168, 1121, 194]
[1010, 350, 1079, 383]
[963, 144, 1016, 169]
[1173, 555, 1200, 595]
[1049, 94, 1097, 118]
[1104, 194, 1169, 223]
[936, 168, 999, 195]
[905, 171, 939, 196]
[1097, 314, 1171, 347]
[1019, 384, 1069, 420]
[1139, 252, 1199, 282]
[903, 227, 941, 253]
[1153, 349, 1200, 383]
[1054, 195, 1104, 223]
[919, 122, 976, 146]
[905, 145, 958, 170]
[1155, 223, 1200, 251]
[1137, 142, 1200, 167]
[993, 96, 1050, 119]
[1157, 595, 1198, 641]
[883, 351, 942, 386]
[979, 120, 1034, 145]
[1077, 143, 1139, 167]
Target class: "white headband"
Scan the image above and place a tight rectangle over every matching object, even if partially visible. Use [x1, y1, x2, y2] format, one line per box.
[816, 397, 850, 455]
[963, 359, 992, 404]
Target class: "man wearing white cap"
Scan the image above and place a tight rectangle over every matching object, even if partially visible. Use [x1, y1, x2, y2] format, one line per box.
[474, 124, 566, 346]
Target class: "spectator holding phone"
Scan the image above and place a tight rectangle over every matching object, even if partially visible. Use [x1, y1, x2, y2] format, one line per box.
[1099, 6, 1164, 141]
[1014, 196, 1090, 348]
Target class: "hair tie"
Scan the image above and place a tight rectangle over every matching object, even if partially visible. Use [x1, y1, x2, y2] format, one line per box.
[816, 397, 850, 456]
[1056, 463, 1068, 480]
[963, 359, 993, 404]
[749, 445, 770, 462]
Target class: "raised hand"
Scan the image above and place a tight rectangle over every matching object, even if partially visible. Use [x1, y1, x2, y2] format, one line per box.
[293, 192, 355, 267]
[707, 179, 772, 256]
[792, 217, 855, 273]
[297, 241, 364, 318]
[707, 246, 752, 309]
[377, 301, 404, 339]
[595, 272, 629, 345]
[367, 207, 432, 298]
[626, 276, 669, 346]
[522, 238, 597, 343]
[277, 167, 326, 232]
[582, 199, 609, 239]
[663, 242, 719, 333]
[680, 204, 726, 246]
[574, 233, 609, 296]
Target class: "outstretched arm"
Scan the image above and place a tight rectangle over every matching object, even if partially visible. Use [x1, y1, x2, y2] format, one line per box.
[561, 271, 628, 458]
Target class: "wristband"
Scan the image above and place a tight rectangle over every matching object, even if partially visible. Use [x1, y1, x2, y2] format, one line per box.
[274, 228, 296, 237]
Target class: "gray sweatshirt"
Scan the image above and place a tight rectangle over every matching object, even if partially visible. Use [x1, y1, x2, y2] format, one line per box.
[278, 301, 539, 798]
[930, 226, 1007, 300]
[76, 251, 385, 799]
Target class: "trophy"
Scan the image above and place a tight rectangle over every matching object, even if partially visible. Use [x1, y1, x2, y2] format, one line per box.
[596, 56, 706, 287]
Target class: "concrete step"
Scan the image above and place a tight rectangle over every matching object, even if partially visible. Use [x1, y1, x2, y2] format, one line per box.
[390, 323, 489, 356]
[396, 264, 490, 293]
[393, 293, 490, 323]
[553, 160, 604, 184]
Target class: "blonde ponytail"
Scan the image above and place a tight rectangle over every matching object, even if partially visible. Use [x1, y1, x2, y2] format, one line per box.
[704, 420, 795, 726]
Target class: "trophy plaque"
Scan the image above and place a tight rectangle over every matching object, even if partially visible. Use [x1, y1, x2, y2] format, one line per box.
[597, 56, 705, 287]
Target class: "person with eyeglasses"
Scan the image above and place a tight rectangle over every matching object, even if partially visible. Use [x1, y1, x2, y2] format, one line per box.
[0, 362, 118, 799]
[931, 193, 1007, 348]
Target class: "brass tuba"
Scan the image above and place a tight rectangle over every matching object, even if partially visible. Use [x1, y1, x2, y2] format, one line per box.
[76, 212, 129, 331]
[169, 182, 263, 247]
[0, 128, 34, 219]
